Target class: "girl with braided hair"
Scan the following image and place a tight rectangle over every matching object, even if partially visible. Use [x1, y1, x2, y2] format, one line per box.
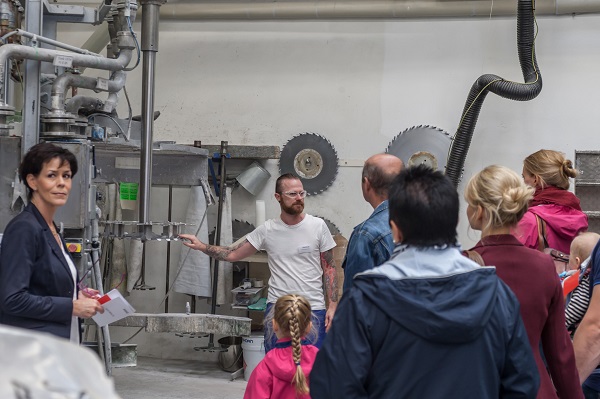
[244, 294, 317, 399]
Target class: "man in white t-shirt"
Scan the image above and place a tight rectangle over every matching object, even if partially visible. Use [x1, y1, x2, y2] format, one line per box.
[180, 173, 339, 352]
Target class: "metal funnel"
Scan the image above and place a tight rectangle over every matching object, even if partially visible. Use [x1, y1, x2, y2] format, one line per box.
[236, 161, 271, 196]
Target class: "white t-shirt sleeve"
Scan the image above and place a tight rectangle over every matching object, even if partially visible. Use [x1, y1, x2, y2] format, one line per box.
[246, 224, 266, 251]
[318, 220, 337, 253]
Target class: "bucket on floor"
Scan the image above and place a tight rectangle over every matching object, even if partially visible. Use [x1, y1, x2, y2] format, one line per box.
[242, 334, 265, 381]
[217, 336, 243, 372]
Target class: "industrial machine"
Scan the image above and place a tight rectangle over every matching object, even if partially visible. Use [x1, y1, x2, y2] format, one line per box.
[0, 0, 250, 375]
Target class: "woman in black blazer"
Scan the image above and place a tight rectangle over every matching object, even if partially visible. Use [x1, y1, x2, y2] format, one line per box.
[0, 142, 103, 342]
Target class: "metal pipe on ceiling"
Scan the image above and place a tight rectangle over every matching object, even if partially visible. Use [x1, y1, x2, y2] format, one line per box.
[151, 0, 600, 20]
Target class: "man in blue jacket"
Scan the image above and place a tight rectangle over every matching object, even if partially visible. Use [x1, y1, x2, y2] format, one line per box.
[342, 153, 403, 292]
[311, 165, 539, 399]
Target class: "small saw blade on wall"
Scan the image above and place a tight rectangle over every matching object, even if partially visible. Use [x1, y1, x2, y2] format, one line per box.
[209, 219, 256, 245]
[279, 132, 338, 195]
[315, 216, 341, 236]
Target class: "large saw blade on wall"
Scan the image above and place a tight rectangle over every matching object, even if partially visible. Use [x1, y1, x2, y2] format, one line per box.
[385, 125, 452, 172]
[279, 132, 338, 195]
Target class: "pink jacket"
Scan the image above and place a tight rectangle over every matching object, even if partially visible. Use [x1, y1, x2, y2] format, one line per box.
[514, 204, 588, 254]
[243, 339, 318, 399]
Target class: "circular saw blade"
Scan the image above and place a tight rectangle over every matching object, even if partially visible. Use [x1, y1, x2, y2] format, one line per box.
[315, 216, 341, 236]
[279, 132, 338, 196]
[209, 219, 256, 245]
[385, 125, 452, 172]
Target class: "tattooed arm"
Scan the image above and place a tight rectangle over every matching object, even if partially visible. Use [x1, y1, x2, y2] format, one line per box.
[321, 249, 339, 331]
[179, 234, 257, 262]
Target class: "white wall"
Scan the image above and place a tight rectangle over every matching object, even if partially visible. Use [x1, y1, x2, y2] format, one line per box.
[59, 14, 600, 360]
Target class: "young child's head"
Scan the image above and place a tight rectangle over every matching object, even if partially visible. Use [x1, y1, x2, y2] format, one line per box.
[568, 232, 600, 271]
[273, 294, 313, 395]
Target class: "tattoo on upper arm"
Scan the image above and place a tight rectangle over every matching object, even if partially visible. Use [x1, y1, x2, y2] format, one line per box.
[321, 250, 339, 303]
[230, 239, 247, 252]
[321, 250, 334, 267]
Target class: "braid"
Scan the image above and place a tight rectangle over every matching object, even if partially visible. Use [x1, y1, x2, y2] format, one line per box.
[289, 297, 309, 395]
[289, 300, 302, 366]
[272, 295, 311, 395]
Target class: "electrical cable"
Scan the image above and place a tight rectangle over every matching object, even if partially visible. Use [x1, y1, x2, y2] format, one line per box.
[87, 112, 126, 138]
[123, 85, 133, 141]
[123, 16, 140, 72]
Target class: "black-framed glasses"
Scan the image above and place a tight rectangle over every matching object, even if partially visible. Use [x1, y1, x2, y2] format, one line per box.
[281, 190, 307, 199]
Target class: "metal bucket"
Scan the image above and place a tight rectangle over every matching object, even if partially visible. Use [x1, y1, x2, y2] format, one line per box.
[236, 161, 271, 195]
[217, 336, 243, 372]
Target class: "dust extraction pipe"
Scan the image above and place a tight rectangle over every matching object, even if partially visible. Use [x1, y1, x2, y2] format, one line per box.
[445, 0, 542, 186]
[153, 0, 600, 20]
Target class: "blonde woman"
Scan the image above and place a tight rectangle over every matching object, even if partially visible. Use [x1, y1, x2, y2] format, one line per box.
[465, 165, 583, 399]
[244, 294, 317, 399]
[515, 149, 588, 254]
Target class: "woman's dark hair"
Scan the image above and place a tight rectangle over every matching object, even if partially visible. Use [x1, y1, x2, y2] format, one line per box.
[19, 142, 78, 199]
[389, 164, 458, 246]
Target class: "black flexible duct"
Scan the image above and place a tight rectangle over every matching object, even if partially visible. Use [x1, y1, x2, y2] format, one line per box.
[445, 0, 542, 187]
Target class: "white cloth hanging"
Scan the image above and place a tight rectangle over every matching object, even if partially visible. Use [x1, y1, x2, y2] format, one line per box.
[216, 186, 233, 305]
[173, 186, 211, 297]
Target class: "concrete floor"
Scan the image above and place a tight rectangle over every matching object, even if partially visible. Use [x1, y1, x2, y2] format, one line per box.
[112, 357, 248, 399]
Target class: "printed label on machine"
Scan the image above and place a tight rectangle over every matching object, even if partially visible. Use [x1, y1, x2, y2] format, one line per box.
[96, 77, 109, 91]
[53, 55, 73, 68]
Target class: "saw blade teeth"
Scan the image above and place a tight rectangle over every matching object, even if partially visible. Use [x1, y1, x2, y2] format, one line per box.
[280, 132, 338, 195]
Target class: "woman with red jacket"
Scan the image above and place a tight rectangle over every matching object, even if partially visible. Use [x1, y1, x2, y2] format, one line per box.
[515, 149, 588, 254]
[465, 165, 583, 399]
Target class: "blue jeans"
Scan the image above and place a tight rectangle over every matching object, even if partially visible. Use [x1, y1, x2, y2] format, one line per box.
[584, 385, 600, 399]
[263, 302, 326, 353]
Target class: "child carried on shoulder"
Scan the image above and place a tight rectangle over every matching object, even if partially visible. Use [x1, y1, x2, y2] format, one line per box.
[565, 232, 600, 334]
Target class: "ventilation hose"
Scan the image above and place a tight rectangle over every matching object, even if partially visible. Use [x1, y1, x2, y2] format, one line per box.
[445, 0, 542, 187]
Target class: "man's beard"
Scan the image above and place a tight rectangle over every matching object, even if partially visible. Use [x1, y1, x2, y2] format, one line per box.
[281, 201, 304, 215]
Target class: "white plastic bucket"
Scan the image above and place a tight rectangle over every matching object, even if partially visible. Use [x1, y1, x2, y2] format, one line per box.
[241, 334, 265, 381]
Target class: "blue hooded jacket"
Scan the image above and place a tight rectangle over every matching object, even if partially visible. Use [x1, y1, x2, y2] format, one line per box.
[310, 245, 540, 399]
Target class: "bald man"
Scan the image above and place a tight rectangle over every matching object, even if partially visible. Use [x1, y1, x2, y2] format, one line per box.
[342, 154, 403, 292]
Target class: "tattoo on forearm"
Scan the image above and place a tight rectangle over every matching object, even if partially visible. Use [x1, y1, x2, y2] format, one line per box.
[205, 245, 231, 261]
[321, 250, 339, 303]
[205, 240, 247, 261]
